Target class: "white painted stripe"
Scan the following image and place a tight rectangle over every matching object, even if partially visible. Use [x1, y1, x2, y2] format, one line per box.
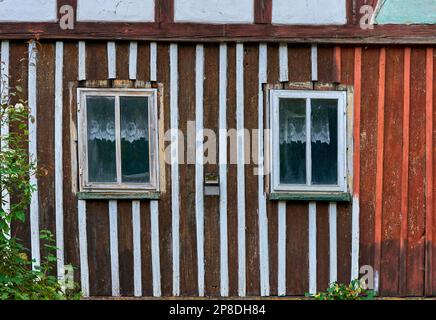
[109, 200, 120, 297]
[311, 44, 318, 82]
[258, 43, 269, 296]
[150, 42, 157, 82]
[236, 43, 246, 297]
[195, 44, 205, 297]
[218, 43, 229, 297]
[278, 201, 286, 296]
[1, 40, 10, 239]
[329, 202, 337, 284]
[28, 40, 40, 269]
[54, 41, 65, 280]
[170, 43, 180, 296]
[308, 202, 317, 294]
[78, 200, 89, 297]
[351, 196, 360, 280]
[150, 200, 162, 297]
[129, 41, 138, 80]
[132, 200, 142, 297]
[107, 41, 116, 79]
[78, 41, 86, 81]
[279, 43, 288, 82]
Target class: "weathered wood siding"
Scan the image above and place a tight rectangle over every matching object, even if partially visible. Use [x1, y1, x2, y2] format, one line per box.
[1, 41, 435, 297]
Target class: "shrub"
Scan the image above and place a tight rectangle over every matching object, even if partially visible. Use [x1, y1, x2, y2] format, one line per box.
[306, 280, 376, 300]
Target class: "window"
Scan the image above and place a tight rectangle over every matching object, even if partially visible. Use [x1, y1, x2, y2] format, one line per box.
[77, 88, 159, 193]
[269, 90, 347, 194]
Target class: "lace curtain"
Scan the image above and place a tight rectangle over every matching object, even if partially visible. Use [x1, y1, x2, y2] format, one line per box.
[88, 119, 148, 143]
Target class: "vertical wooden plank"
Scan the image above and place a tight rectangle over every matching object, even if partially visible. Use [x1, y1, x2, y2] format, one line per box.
[317, 203, 330, 292]
[28, 40, 40, 269]
[169, 43, 180, 296]
[380, 47, 404, 296]
[78, 41, 86, 81]
[85, 42, 107, 81]
[136, 42, 150, 82]
[311, 45, 318, 82]
[288, 45, 311, 83]
[424, 47, 434, 296]
[317, 45, 335, 83]
[218, 43, 229, 297]
[254, 0, 272, 24]
[236, 43, 246, 297]
[244, 43, 260, 297]
[157, 43, 173, 296]
[258, 43, 269, 297]
[116, 41, 129, 80]
[150, 200, 161, 297]
[351, 47, 361, 281]
[178, 44, 198, 296]
[286, 202, 309, 296]
[227, 43, 239, 297]
[140, 201, 153, 296]
[279, 43, 288, 82]
[267, 43, 279, 296]
[400, 47, 411, 296]
[117, 200, 134, 296]
[359, 47, 379, 283]
[407, 47, 427, 296]
[54, 41, 64, 280]
[36, 42, 56, 271]
[374, 47, 386, 293]
[333, 46, 342, 83]
[87, 201, 111, 296]
[432, 46, 436, 297]
[155, 0, 174, 23]
[132, 200, 142, 297]
[63, 42, 79, 283]
[109, 200, 120, 297]
[195, 44, 205, 297]
[203, 44, 220, 297]
[150, 42, 157, 82]
[337, 203, 352, 285]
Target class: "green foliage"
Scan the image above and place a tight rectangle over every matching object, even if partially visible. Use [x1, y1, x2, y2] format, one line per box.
[0, 82, 81, 300]
[306, 280, 376, 300]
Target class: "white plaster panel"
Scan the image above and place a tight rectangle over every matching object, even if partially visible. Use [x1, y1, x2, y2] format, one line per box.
[0, 0, 57, 22]
[272, 0, 347, 25]
[174, 0, 254, 24]
[77, 0, 154, 22]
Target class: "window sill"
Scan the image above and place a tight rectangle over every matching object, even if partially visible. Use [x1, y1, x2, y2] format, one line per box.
[77, 191, 160, 200]
[269, 192, 351, 202]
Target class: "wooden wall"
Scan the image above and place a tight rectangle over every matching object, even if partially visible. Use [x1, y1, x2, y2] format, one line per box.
[1, 40, 435, 297]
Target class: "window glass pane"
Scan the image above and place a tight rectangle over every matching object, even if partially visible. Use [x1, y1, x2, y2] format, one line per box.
[279, 98, 306, 184]
[311, 99, 338, 185]
[86, 96, 117, 183]
[120, 96, 150, 183]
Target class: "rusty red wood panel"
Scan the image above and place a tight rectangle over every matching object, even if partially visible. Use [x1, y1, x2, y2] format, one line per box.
[406, 47, 427, 296]
[203, 44, 220, 296]
[9, 42, 31, 251]
[62, 41, 80, 283]
[86, 201, 111, 296]
[337, 203, 352, 284]
[178, 44, 198, 296]
[244, 43, 261, 296]
[380, 47, 404, 296]
[155, 0, 174, 23]
[85, 41, 108, 80]
[226, 43, 239, 296]
[35, 42, 56, 266]
[140, 201, 153, 296]
[266, 43, 279, 296]
[136, 42, 151, 82]
[287, 45, 311, 83]
[254, 0, 272, 24]
[317, 45, 335, 83]
[117, 201, 134, 296]
[358, 46, 380, 277]
[156, 42, 173, 296]
[115, 42, 129, 80]
[316, 203, 330, 291]
[432, 46, 436, 297]
[286, 202, 309, 296]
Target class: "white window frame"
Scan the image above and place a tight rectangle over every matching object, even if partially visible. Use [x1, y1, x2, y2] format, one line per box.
[77, 88, 159, 193]
[269, 89, 348, 194]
